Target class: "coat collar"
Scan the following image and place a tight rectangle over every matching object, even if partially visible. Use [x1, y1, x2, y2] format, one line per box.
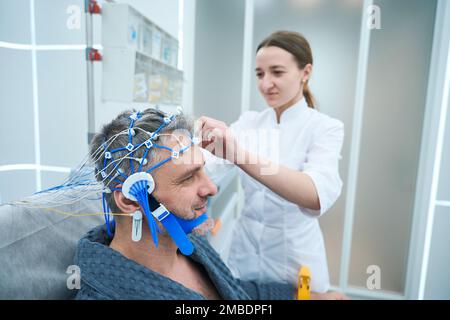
[270, 97, 310, 125]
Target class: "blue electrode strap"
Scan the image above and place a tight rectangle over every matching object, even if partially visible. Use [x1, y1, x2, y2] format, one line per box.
[148, 194, 208, 234]
[175, 214, 208, 234]
[151, 202, 194, 255]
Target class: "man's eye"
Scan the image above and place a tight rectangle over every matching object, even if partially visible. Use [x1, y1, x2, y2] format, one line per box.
[256, 73, 263, 78]
[183, 175, 194, 182]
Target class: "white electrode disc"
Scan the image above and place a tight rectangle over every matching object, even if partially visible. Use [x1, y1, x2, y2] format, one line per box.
[121, 172, 155, 201]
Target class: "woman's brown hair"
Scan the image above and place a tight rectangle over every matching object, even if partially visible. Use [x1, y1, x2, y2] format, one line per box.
[257, 31, 316, 109]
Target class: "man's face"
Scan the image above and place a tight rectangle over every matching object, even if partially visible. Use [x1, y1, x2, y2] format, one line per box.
[151, 133, 218, 220]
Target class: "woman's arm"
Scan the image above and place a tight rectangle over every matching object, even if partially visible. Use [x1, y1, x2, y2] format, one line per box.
[197, 116, 343, 214]
[234, 148, 321, 210]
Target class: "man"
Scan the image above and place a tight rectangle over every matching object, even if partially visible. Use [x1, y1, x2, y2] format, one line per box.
[74, 108, 346, 300]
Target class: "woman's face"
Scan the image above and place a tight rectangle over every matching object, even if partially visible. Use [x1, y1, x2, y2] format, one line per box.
[255, 46, 310, 109]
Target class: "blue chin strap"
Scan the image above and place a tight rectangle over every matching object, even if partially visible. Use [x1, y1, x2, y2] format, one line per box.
[145, 194, 207, 255]
[175, 213, 208, 234]
[100, 109, 207, 256]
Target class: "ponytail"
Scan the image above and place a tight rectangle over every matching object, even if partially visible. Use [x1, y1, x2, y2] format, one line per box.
[303, 81, 316, 109]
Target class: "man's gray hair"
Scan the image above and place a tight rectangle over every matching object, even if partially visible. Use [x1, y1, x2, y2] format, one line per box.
[89, 108, 193, 214]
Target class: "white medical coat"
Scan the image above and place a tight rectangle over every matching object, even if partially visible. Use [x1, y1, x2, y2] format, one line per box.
[205, 98, 344, 293]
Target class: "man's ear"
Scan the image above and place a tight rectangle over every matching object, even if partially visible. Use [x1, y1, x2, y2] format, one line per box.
[113, 187, 140, 213]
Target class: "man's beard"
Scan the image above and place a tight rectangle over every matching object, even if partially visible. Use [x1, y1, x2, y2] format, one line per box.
[190, 216, 215, 236]
[152, 206, 215, 236]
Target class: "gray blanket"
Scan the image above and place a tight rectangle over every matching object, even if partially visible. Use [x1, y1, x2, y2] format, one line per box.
[0, 196, 103, 299]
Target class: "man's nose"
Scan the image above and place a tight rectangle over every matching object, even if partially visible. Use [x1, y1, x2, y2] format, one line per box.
[198, 174, 218, 198]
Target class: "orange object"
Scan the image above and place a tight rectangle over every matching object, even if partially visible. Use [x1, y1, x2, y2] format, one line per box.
[211, 218, 222, 236]
[297, 266, 311, 300]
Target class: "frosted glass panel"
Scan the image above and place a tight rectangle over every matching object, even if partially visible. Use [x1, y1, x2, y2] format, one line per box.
[349, 0, 437, 293]
[0, 0, 31, 44]
[0, 171, 36, 204]
[424, 206, 450, 299]
[37, 51, 88, 168]
[252, 0, 362, 285]
[41, 171, 69, 191]
[437, 90, 450, 201]
[0, 49, 35, 165]
[193, 0, 245, 124]
[34, 0, 86, 45]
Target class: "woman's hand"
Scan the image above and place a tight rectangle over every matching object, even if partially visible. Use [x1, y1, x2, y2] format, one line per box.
[196, 116, 240, 163]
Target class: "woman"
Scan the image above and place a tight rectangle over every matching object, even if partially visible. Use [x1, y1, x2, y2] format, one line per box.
[199, 31, 344, 294]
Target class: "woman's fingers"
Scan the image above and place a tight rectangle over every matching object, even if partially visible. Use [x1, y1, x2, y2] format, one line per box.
[195, 116, 236, 161]
[198, 116, 227, 131]
[195, 117, 213, 148]
[196, 116, 228, 148]
[202, 128, 224, 151]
